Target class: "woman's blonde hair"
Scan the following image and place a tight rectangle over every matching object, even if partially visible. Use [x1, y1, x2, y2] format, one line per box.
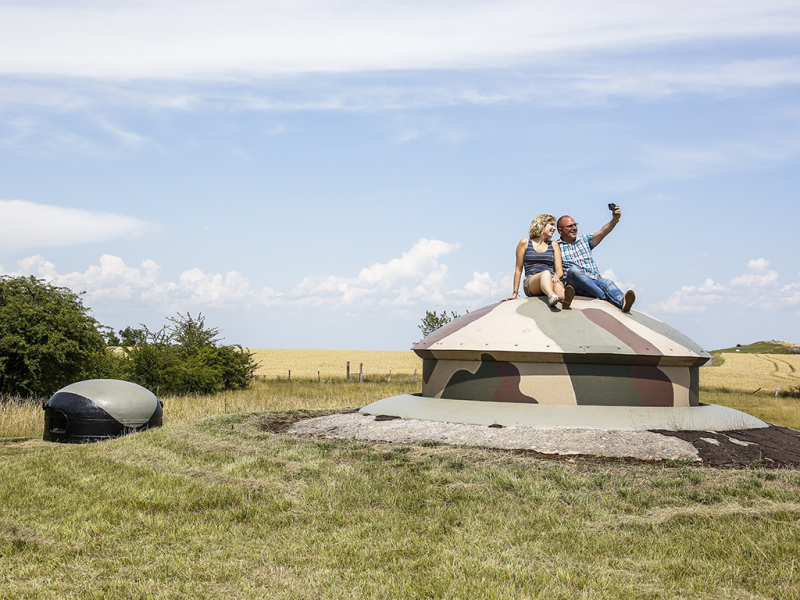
[528, 214, 556, 239]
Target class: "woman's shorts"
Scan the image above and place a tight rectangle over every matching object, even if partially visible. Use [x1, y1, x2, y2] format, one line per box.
[522, 275, 534, 296]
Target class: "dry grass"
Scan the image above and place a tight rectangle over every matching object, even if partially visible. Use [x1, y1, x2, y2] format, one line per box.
[701, 353, 800, 394]
[0, 396, 42, 442]
[1, 378, 421, 441]
[2, 414, 800, 599]
[702, 389, 800, 430]
[162, 377, 419, 423]
[249, 349, 421, 379]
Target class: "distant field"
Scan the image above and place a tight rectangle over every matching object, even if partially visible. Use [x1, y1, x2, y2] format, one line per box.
[249, 349, 421, 379]
[701, 353, 800, 394]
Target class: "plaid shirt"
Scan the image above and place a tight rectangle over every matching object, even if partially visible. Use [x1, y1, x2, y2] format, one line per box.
[558, 234, 600, 280]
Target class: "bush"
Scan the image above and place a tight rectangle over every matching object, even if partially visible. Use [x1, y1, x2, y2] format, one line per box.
[0, 275, 109, 397]
[121, 313, 258, 396]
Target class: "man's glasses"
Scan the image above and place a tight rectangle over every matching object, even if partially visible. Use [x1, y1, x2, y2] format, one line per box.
[560, 223, 578, 229]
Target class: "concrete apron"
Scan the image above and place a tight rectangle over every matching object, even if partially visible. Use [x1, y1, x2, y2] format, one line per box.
[359, 394, 768, 432]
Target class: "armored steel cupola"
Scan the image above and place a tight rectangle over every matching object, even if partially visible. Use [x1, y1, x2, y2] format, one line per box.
[412, 297, 711, 407]
[43, 379, 162, 443]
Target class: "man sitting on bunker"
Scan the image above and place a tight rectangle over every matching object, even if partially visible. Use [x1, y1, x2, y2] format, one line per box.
[557, 204, 636, 313]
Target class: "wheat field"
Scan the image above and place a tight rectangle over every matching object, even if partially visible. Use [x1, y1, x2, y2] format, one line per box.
[249, 348, 421, 379]
[701, 353, 800, 393]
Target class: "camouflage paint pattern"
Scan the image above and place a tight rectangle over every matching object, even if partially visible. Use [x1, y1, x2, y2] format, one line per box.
[414, 296, 709, 407]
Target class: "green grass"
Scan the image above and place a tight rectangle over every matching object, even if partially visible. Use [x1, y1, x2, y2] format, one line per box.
[709, 341, 793, 368]
[1, 410, 800, 599]
[712, 341, 792, 355]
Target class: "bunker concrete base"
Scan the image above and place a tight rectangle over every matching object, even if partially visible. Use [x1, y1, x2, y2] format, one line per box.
[360, 394, 768, 432]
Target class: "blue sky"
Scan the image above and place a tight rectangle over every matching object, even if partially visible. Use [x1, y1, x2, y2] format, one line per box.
[1, 0, 799, 351]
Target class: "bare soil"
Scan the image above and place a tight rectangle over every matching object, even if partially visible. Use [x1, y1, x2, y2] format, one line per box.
[278, 411, 800, 468]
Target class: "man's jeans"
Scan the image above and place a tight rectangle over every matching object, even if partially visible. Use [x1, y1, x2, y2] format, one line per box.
[564, 266, 624, 308]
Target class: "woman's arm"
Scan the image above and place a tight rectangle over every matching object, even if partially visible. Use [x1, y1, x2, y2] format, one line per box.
[553, 242, 564, 280]
[501, 238, 528, 302]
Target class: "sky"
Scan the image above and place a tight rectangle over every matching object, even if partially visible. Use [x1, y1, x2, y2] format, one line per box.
[1, 0, 799, 351]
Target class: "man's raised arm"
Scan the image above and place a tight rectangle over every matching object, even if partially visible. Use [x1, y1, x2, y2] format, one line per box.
[591, 204, 621, 246]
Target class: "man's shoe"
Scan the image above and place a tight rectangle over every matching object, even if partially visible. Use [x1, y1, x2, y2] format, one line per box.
[622, 289, 636, 313]
[561, 285, 575, 309]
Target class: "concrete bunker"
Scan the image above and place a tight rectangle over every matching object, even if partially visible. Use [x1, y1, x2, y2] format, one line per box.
[361, 297, 766, 431]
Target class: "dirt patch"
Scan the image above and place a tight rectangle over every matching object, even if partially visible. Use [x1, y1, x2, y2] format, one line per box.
[287, 412, 800, 468]
[257, 408, 358, 434]
[655, 425, 800, 467]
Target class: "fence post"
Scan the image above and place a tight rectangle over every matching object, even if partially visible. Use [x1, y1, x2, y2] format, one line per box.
[776, 385, 780, 396]
[414, 368, 417, 382]
[347, 361, 350, 382]
[288, 370, 291, 381]
[359, 363, 363, 383]
[388, 369, 391, 382]
[318, 371, 321, 382]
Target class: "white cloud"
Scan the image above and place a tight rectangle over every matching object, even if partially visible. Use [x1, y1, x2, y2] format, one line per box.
[291, 238, 459, 308]
[177, 269, 251, 305]
[650, 262, 797, 315]
[747, 257, 770, 273]
[650, 287, 709, 314]
[0, 199, 158, 254]
[649, 278, 728, 314]
[0, 2, 798, 124]
[698, 278, 725, 293]
[0, 238, 499, 315]
[96, 118, 149, 147]
[1, 1, 799, 79]
[4, 57, 800, 119]
[458, 272, 500, 298]
[0, 254, 251, 311]
[600, 269, 636, 294]
[729, 258, 779, 287]
[358, 238, 458, 287]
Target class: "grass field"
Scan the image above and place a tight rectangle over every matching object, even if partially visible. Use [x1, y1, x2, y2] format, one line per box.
[249, 349, 421, 379]
[1, 408, 799, 598]
[701, 353, 800, 395]
[2, 351, 800, 597]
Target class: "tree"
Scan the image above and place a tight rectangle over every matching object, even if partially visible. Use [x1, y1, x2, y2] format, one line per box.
[122, 313, 259, 395]
[0, 275, 108, 397]
[117, 326, 145, 346]
[417, 310, 464, 342]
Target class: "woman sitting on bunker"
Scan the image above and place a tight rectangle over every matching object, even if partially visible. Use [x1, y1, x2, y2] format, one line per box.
[502, 213, 575, 308]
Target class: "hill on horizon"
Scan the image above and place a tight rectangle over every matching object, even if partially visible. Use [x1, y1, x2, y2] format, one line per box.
[712, 340, 800, 355]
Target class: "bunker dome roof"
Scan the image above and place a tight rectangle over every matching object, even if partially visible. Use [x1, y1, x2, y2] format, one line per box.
[413, 297, 711, 367]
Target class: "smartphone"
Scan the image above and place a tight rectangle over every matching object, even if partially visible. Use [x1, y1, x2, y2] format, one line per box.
[608, 203, 617, 211]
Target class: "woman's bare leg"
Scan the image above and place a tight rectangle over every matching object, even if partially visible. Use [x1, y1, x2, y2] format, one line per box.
[553, 280, 565, 297]
[527, 272, 559, 300]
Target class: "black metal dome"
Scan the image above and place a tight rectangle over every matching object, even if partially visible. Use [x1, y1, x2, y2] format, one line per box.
[43, 379, 162, 443]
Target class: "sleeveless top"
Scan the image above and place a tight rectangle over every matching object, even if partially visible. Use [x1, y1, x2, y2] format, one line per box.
[523, 239, 555, 276]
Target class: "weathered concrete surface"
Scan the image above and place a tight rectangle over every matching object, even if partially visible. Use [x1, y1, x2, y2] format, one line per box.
[360, 394, 768, 431]
[290, 413, 700, 461]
